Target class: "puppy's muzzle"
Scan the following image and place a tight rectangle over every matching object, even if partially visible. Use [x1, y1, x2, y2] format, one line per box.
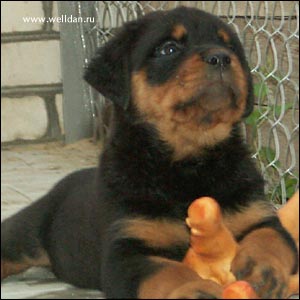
[203, 51, 231, 69]
[196, 45, 232, 70]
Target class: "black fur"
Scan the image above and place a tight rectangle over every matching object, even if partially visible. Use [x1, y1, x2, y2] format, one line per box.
[1, 7, 297, 299]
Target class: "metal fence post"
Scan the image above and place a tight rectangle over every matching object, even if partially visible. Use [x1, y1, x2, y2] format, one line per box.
[57, 1, 94, 143]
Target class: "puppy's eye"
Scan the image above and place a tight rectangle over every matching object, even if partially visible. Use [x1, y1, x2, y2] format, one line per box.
[155, 41, 182, 57]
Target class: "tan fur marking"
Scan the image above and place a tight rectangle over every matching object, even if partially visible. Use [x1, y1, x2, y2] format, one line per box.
[138, 257, 222, 299]
[218, 29, 231, 43]
[138, 256, 222, 299]
[172, 24, 187, 40]
[138, 257, 199, 299]
[223, 200, 276, 237]
[121, 218, 189, 249]
[1, 251, 50, 279]
[132, 52, 248, 160]
[234, 228, 295, 282]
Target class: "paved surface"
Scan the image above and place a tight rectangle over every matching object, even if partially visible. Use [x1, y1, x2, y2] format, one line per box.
[1, 140, 104, 299]
[1, 140, 299, 299]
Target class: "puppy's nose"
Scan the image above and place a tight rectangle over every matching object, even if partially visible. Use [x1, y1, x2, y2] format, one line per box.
[204, 52, 231, 68]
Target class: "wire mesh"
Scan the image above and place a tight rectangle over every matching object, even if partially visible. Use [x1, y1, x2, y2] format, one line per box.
[74, 1, 299, 204]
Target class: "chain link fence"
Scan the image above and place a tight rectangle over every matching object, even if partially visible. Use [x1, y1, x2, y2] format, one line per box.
[72, 1, 299, 204]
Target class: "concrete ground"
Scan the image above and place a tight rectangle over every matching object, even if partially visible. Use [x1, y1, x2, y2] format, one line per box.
[1, 140, 104, 299]
[1, 140, 299, 299]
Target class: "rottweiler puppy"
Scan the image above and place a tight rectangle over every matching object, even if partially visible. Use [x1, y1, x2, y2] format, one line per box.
[1, 6, 298, 299]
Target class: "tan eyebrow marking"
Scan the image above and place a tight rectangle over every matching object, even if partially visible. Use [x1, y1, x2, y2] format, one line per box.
[172, 24, 187, 40]
[218, 29, 231, 43]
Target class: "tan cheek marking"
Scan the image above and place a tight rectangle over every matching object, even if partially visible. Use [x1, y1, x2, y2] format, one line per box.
[131, 53, 249, 160]
[132, 54, 205, 120]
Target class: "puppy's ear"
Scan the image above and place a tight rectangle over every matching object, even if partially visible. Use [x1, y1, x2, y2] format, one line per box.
[84, 24, 137, 109]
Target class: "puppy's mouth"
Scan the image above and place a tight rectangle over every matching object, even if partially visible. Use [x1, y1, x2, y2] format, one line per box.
[175, 81, 238, 111]
[173, 81, 240, 125]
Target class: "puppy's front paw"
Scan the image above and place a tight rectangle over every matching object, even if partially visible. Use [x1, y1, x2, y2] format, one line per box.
[231, 246, 289, 298]
[167, 280, 222, 299]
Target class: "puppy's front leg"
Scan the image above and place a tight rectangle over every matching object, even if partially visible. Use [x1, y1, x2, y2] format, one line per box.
[102, 218, 222, 299]
[103, 245, 222, 299]
[138, 257, 222, 299]
[138, 257, 221, 299]
[225, 201, 298, 299]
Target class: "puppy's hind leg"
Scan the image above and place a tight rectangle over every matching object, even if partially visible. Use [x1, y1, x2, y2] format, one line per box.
[1, 190, 58, 280]
[1, 251, 50, 280]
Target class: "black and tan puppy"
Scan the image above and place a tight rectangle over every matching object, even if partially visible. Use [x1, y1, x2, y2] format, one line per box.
[1, 7, 298, 299]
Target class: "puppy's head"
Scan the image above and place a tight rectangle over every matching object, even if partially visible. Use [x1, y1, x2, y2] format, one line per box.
[85, 7, 254, 159]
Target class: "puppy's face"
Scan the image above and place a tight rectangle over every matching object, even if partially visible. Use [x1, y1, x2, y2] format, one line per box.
[85, 7, 253, 159]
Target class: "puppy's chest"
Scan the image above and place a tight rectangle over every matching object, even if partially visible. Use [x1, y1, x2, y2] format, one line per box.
[127, 164, 223, 219]
[151, 161, 223, 201]
[167, 164, 218, 197]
